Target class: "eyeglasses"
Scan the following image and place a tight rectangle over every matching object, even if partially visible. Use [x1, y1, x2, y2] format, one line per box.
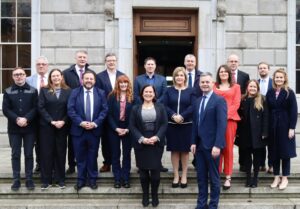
[106, 60, 117, 62]
[36, 63, 47, 66]
[13, 73, 25, 77]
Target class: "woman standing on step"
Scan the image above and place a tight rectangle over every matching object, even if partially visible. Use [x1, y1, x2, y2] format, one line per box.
[266, 68, 298, 190]
[164, 67, 195, 188]
[38, 69, 71, 189]
[107, 75, 133, 189]
[236, 80, 268, 188]
[213, 64, 241, 190]
[129, 85, 168, 207]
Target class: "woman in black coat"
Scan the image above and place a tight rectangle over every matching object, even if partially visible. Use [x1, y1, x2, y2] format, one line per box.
[38, 69, 71, 189]
[266, 68, 298, 190]
[129, 85, 168, 207]
[107, 75, 133, 189]
[236, 80, 268, 188]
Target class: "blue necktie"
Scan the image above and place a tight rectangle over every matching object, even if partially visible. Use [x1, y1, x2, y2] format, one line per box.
[85, 90, 91, 121]
[199, 95, 206, 123]
[188, 72, 192, 88]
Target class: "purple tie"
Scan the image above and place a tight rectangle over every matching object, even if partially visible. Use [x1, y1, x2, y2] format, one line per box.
[85, 90, 91, 121]
[79, 68, 84, 85]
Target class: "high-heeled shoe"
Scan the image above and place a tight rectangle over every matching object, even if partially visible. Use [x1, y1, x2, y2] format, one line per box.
[279, 178, 288, 190]
[270, 176, 281, 188]
[223, 177, 231, 190]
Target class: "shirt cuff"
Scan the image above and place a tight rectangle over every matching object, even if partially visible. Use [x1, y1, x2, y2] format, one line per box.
[138, 137, 144, 144]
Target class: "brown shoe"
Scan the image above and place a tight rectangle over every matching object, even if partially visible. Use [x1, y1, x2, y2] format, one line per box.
[99, 164, 111, 172]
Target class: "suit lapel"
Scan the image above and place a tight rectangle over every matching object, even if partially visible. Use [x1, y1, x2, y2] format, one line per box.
[200, 93, 216, 124]
[93, 88, 100, 120]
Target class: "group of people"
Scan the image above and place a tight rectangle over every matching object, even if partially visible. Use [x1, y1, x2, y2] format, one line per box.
[2, 51, 298, 209]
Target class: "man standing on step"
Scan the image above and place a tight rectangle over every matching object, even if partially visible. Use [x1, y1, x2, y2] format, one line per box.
[3, 67, 38, 191]
[96, 53, 124, 173]
[63, 50, 94, 175]
[191, 72, 227, 209]
[26, 56, 49, 175]
[68, 70, 108, 190]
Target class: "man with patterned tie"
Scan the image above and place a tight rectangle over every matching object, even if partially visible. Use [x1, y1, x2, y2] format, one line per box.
[184, 54, 202, 98]
[190, 72, 227, 209]
[26, 56, 49, 175]
[63, 50, 95, 174]
[67, 70, 108, 190]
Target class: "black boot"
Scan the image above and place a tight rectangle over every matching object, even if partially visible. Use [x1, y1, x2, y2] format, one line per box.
[151, 180, 160, 207]
[245, 172, 252, 187]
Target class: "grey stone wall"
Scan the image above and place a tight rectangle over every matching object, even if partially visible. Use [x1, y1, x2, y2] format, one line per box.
[40, 0, 106, 72]
[225, 0, 287, 79]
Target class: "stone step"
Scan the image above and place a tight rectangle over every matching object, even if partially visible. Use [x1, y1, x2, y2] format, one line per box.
[0, 198, 298, 209]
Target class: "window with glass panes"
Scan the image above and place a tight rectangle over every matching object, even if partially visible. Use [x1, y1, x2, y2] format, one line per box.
[0, 0, 31, 93]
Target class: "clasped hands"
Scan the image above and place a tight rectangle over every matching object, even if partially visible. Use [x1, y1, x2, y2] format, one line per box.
[51, 121, 65, 129]
[115, 128, 129, 136]
[172, 114, 183, 124]
[190, 144, 220, 159]
[16, 117, 28, 127]
[80, 121, 96, 130]
[142, 136, 158, 145]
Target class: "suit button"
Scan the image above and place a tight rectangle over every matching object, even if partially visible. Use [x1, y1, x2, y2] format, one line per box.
[19, 99, 22, 102]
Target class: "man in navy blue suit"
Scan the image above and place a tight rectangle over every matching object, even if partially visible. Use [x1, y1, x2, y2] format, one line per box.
[96, 53, 124, 173]
[191, 72, 227, 209]
[257, 61, 273, 173]
[184, 54, 202, 98]
[68, 70, 108, 190]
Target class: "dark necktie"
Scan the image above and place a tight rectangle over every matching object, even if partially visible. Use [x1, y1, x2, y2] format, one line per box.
[85, 90, 91, 121]
[188, 72, 192, 88]
[199, 95, 206, 123]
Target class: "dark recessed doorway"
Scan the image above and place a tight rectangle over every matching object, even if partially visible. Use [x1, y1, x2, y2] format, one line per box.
[137, 37, 194, 84]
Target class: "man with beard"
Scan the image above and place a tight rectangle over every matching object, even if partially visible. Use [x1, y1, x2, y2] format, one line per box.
[68, 70, 108, 190]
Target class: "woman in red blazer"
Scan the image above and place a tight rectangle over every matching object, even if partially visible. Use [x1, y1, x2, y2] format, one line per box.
[213, 64, 241, 190]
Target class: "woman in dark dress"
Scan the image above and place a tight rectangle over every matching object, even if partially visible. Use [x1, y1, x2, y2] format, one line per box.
[38, 69, 71, 189]
[107, 75, 133, 189]
[236, 80, 268, 188]
[164, 67, 195, 188]
[129, 85, 168, 207]
[266, 68, 298, 190]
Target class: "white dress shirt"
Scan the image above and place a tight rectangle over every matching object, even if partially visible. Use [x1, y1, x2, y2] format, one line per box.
[107, 69, 117, 89]
[259, 76, 270, 96]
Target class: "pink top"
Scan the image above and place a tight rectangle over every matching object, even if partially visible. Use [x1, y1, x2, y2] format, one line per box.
[213, 83, 241, 121]
[119, 95, 126, 121]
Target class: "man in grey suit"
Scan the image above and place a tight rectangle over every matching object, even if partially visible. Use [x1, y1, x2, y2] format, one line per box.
[26, 56, 49, 174]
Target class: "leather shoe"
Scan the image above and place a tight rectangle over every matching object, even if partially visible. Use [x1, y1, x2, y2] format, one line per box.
[90, 183, 98, 190]
[114, 181, 121, 188]
[66, 167, 75, 175]
[180, 183, 188, 188]
[25, 180, 35, 190]
[99, 164, 111, 172]
[74, 183, 85, 191]
[160, 166, 168, 172]
[122, 181, 130, 188]
[171, 182, 179, 188]
[11, 180, 21, 191]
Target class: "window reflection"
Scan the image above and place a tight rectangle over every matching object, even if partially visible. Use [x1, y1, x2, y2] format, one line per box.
[1, 0, 16, 17]
[18, 45, 31, 68]
[17, 0, 31, 17]
[17, 19, 31, 42]
[2, 45, 16, 68]
[1, 19, 16, 42]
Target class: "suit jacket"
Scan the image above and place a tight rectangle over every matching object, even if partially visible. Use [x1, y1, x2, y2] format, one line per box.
[258, 78, 273, 95]
[133, 74, 167, 104]
[67, 86, 108, 137]
[63, 64, 94, 89]
[96, 70, 124, 97]
[191, 92, 227, 150]
[237, 70, 250, 94]
[236, 97, 269, 149]
[192, 70, 203, 98]
[129, 103, 168, 149]
[107, 95, 133, 130]
[38, 87, 72, 126]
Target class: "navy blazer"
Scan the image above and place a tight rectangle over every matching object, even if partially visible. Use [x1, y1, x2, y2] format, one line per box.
[38, 87, 72, 126]
[258, 78, 273, 93]
[107, 95, 133, 130]
[191, 92, 227, 150]
[192, 70, 203, 98]
[96, 70, 124, 97]
[133, 74, 167, 104]
[63, 64, 94, 89]
[67, 86, 108, 137]
[237, 70, 250, 94]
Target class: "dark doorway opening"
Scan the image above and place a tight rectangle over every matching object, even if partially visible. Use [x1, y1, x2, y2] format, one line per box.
[137, 36, 194, 85]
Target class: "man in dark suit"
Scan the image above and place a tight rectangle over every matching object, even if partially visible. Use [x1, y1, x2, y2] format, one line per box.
[184, 54, 202, 98]
[67, 70, 108, 190]
[133, 57, 168, 172]
[63, 50, 94, 174]
[26, 56, 49, 174]
[257, 61, 273, 173]
[96, 53, 124, 173]
[227, 54, 250, 172]
[190, 72, 227, 209]
[2, 67, 38, 191]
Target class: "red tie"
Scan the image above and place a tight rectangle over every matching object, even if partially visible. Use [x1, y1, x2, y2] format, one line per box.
[40, 76, 45, 89]
[231, 71, 236, 83]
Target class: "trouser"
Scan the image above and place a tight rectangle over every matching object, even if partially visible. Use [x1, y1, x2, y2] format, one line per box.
[273, 158, 290, 176]
[242, 147, 264, 182]
[40, 125, 67, 184]
[139, 169, 160, 200]
[67, 134, 76, 168]
[9, 133, 35, 181]
[101, 122, 112, 166]
[34, 128, 40, 167]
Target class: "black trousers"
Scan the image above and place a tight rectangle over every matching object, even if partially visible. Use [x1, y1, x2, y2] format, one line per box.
[40, 125, 67, 184]
[241, 147, 264, 175]
[67, 134, 76, 168]
[139, 169, 160, 197]
[101, 122, 112, 166]
[273, 158, 290, 176]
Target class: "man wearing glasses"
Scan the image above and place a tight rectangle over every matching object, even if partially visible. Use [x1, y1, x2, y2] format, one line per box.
[26, 56, 49, 174]
[2, 67, 38, 191]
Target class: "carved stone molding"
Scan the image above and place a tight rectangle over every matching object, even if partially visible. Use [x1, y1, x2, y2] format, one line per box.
[217, 0, 226, 22]
[104, 1, 114, 21]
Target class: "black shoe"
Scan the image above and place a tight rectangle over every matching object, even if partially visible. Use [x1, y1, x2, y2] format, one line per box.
[25, 180, 35, 190]
[160, 166, 168, 172]
[41, 183, 51, 190]
[114, 181, 121, 188]
[180, 183, 188, 188]
[251, 178, 258, 188]
[11, 180, 21, 191]
[90, 183, 98, 190]
[74, 183, 85, 191]
[66, 167, 75, 175]
[56, 182, 66, 189]
[171, 182, 179, 188]
[33, 164, 40, 174]
[122, 181, 130, 188]
[142, 194, 149, 207]
[151, 194, 159, 207]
